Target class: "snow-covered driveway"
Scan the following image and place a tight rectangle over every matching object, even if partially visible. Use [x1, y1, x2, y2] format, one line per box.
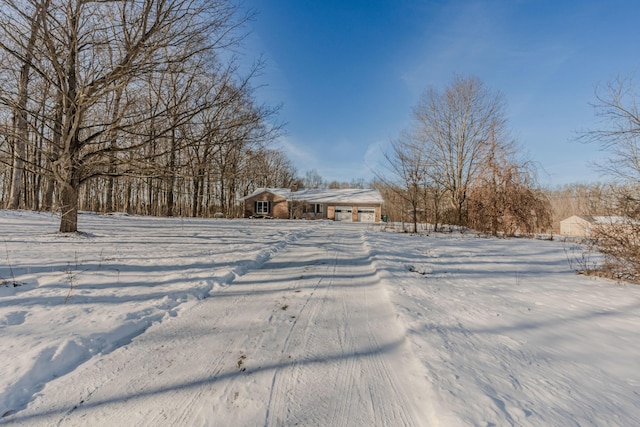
[6, 223, 436, 426]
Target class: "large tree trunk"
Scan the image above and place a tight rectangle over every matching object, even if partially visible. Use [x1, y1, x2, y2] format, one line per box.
[54, 140, 81, 232]
[59, 178, 79, 233]
[56, 9, 80, 232]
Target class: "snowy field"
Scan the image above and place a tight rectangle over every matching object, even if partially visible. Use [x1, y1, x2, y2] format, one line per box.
[1, 210, 639, 426]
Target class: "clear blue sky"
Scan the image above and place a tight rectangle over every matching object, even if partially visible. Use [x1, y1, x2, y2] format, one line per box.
[241, 0, 640, 187]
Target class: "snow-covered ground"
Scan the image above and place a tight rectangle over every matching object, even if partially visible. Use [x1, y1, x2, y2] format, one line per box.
[1, 210, 639, 426]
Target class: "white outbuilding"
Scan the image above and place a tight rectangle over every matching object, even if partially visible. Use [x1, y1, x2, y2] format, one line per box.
[559, 215, 629, 237]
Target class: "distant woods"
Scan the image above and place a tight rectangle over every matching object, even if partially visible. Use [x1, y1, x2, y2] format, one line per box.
[0, 0, 295, 232]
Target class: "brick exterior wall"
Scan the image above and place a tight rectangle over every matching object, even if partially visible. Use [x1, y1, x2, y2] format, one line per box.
[243, 193, 289, 219]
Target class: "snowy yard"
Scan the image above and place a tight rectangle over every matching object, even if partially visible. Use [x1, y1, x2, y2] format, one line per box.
[1, 210, 639, 426]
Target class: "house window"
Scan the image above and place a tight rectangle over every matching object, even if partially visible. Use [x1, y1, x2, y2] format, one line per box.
[256, 201, 270, 214]
[313, 204, 323, 214]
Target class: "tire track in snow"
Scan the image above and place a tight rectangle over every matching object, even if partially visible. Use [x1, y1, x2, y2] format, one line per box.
[145, 240, 336, 426]
[329, 262, 360, 425]
[261, 239, 341, 425]
[347, 230, 419, 426]
[262, 226, 427, 426]
[262, 233, 349, 425]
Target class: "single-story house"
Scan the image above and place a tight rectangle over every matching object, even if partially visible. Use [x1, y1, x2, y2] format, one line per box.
[240, 188, 384, 222]
[559, 215, 629, 237]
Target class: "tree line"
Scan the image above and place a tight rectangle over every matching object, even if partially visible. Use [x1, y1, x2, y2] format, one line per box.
[0, 0, 297, 232]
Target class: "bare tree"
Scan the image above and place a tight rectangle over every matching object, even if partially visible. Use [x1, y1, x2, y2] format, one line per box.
[303, 169, 324, 189]
[580, 76, 640, 183]
[381, 135, 428, 233]
[580, 76, 640, 281]
[243, 148, 296, 191]
[412, 75, 507, 225]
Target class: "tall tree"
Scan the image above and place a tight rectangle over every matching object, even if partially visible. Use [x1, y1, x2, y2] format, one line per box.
[412, 75, 507, 225]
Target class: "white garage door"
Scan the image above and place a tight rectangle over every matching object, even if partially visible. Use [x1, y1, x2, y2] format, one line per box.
[357, 207, 376, 223]
[334, 206, 353, 221]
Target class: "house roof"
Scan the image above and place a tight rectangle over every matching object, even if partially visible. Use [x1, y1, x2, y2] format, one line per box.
[240, 188, 384, 204]
[292, 188, 384, 204]
[239, 188, 292, 201]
